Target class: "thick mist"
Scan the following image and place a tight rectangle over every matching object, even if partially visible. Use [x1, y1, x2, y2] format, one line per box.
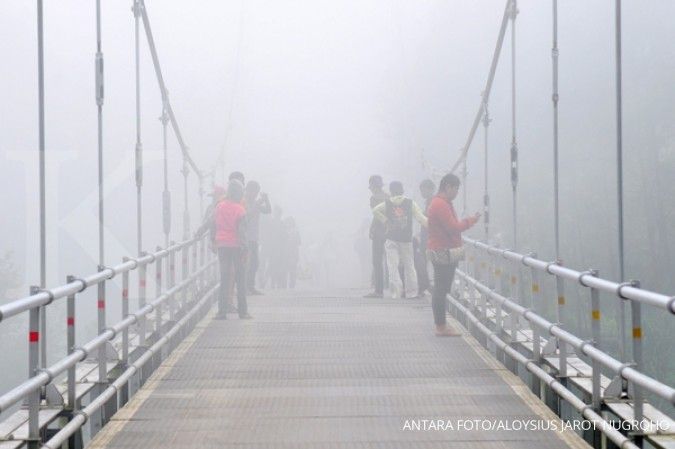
[1, 0, 675, 409]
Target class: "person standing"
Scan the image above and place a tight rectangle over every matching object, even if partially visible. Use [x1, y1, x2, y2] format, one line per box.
[427, 173, 479, 336]
[364, 175, 389, 298]
[243, 181, 271, 295]
[373, 181, 427, 299]
[214, 179, 252, 319]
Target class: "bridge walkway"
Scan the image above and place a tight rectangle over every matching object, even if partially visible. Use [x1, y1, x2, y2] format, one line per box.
[88, 290, 589, 449]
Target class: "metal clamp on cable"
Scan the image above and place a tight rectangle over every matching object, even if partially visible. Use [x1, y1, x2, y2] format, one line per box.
[73, 346, 89, 362]
[73, 409, 89, 425]
[616, 280, 638, 300]
[668, 297, 675, 315]
[617, 361, 636, 379]
[99, 265, 115, 281]
[521, 252, 535, 266]
[125, 257, 139, 270]
[577, 339, 593, 357]
[500, 248, 512, 259]
[36, 368, 54, 384]
[103, 327, 117, 340]
[544, 261, 559, 275]
[577, 270, 595, 287]
[39, 288, 55, 306]
[72, 277, 88, 293]
[547, 322, 561, 335]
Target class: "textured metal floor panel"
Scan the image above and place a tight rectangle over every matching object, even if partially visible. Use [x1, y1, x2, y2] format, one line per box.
[91, 291, 588, 449]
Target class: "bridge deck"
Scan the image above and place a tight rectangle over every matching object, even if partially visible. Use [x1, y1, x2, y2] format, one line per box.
[89, 291, 588, 449]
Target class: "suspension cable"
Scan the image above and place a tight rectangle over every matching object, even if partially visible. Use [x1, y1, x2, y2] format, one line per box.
[510, 0, 519, 249]
[133, 0, 143, 256]
[182, 159, 190, 240]
[450, 0, 512, 174]
[94, 0, 107, 387]
[138, 0, 202, 179]
[161, 104, 171, 247]
[36, 0, 47, 370]
[552, 0, 560, 259]
[614, 0, 627, 362]
[482, 99, 491, 241]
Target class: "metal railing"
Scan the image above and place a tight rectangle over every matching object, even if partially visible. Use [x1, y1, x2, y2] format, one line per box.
[0, 234, 217, 448]
[448, 236, 675, 449]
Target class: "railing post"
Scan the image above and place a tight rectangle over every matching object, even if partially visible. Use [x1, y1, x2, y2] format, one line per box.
[182, 242, 189, 307]
[66, 276, 77, 412]
[27, 286, 41, 449]
[586, 269, 602, 411]
[192, 239, 198, 295]
[120, 259, 130, 406]
[138, 253, 147, 346]
[529, 258, 542, 398]
[199, 236, 206, 294]
[97, 266, 107, 386]
[169, 244, 176, 322]
[155, 246, 164, 341]
[555, 271, 567, 378]
[627, 281, 644, 426]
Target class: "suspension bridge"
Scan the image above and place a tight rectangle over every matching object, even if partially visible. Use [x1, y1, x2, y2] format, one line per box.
[1, 1, 674, 449]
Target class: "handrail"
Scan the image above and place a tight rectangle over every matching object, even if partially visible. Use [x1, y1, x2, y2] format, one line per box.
[463, 236, 675, 314]
[0, 257, 213, 414]
[458, 269, 675, 404]
[0, 238, 198, 323]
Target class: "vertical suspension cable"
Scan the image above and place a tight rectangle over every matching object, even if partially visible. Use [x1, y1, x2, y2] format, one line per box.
[614, 0, 627, 362]
[95, 0, 105, 266]
[182, 159, 190, 240]
[133, 0, 143, 256]
[461, 159, 467, 216]
[36, 0, 47, 369]
[510, 0, 519, 249]
[95, 0, 107, 386]
[482, 99, 491, 242]
[552, 0, 560, 260]
[161, 104, 171, 248]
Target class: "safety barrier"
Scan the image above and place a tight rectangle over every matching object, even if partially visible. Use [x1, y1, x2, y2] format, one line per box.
[0, 234, 217, 449]
[447, 236, 675, 449]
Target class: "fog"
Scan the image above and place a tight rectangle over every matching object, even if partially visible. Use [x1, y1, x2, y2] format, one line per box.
[1, 0, 675, 411]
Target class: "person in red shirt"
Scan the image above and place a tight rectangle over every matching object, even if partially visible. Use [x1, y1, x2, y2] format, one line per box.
[214, 179, 252, 319]
[427, 173, 480, 336]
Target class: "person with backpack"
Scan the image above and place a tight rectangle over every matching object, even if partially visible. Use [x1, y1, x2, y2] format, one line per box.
[426, 173, 480, 336]
[372, 181, 427, 299]
[214, 179, 252, 320]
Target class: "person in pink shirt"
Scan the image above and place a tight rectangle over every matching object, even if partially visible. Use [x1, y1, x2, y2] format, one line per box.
[214, 179, 252, 319]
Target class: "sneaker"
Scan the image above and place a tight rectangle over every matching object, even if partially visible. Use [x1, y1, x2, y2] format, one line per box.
[363, 292, 383, 299]
[239, 313, 253, 320]
[214, 314, 227, 320]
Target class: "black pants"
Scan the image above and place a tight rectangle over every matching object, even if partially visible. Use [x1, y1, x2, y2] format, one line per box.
[371, 237, 386, 294]
[431, 262, 457, 326]
[246, 241, 259, 291]
[218, 247, 247, 317]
